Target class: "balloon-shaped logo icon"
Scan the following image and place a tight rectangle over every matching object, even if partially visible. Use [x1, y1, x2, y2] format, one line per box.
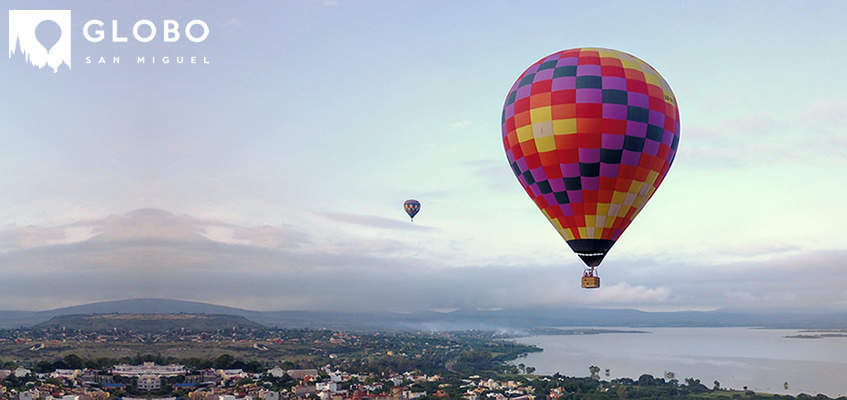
[501, 48, 680, 288]
[35, 19, 62, 54]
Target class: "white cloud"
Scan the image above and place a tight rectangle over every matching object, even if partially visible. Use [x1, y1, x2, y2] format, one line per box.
[0, 208, 842, 313]
[0, 225, 66, 252]
[587, 282, 673, 304]
[723, 290, 758, 302]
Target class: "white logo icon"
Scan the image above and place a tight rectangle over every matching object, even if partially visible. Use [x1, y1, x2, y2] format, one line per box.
[9, 10, 71, 73]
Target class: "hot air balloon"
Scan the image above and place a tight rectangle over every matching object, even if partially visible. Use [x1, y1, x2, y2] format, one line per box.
[501, 48, 680, 288]
[404, 199, 421, 221]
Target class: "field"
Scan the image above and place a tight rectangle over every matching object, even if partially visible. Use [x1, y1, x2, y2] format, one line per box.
[0, 339, 318, 366]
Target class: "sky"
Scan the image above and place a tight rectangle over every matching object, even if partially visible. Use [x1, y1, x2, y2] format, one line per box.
[0, 0, 845, 313]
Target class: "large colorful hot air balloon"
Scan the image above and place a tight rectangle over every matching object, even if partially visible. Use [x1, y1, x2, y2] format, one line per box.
[404, 199, 421, 221]
[501, 48, 680, 288]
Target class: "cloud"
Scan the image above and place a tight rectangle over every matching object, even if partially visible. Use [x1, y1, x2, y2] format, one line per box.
[319, 211, 437, 231]
[88, 209, 209, 243]
[0, 225, 67, 252]
[722, 290, 758, 302]
[682, 99, 847, 169]
[587, 282, 673, 304]
[721, 241, 801, 259]
[0, 209, 843, 313]
[230, 225, 311, 249]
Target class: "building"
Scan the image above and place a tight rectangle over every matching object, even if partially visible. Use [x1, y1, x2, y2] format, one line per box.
[19, 390, 39, 400]
[111, 362, 187, 392]
[52, 370, 81, 380]
[257, 389, 279, 400]
[138, 374, 161, 391]
[14, 367, 32, 378]
[293, 385, 316, 398]
[315, 381, 339, 394]
[112, 362, 186, 377]
[286, 369, 318, 380]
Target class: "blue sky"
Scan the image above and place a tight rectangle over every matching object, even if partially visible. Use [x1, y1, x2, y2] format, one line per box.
[1, 0, 845, 312]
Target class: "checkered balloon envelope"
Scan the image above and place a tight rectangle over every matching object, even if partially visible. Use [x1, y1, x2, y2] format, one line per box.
[501, 48, 680, 287]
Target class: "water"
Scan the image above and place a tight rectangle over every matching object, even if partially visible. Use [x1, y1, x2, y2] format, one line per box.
[511, 327, 847, 397]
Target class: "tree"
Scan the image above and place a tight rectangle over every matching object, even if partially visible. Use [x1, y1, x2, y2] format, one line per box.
[589, 365, 600, 380]
[44, 377, 64, 388]
[34, 360, 54, 373]
[213, 354, 236, 369]
[714, 380, 721, 390]
[637, 374, 656, 386]
[64, 354, 86, 370]
[685, 377, 707, 393]
[664, 371, 678, 386]
[235, 377, 254, 387]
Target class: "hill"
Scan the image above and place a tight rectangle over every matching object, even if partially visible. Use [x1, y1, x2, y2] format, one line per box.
[2, 298, 847, 331]
[32, 313, 265, 333]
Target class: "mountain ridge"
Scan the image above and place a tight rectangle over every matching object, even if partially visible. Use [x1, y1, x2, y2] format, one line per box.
[1, 298, 845, 331]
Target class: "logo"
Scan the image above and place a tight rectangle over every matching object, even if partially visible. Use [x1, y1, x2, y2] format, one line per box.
[9, 9, 212, 73]
[8, 10, 71, 73]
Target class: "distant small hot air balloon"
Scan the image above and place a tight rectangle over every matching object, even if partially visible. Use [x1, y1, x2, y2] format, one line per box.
[501, 47, 680, 288]
[404, 199, 421, 222]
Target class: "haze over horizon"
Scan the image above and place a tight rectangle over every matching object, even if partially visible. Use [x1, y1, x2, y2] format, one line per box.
[1, 1, 846, 313]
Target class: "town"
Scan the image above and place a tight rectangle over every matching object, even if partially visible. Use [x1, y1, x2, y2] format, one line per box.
[0, 317, 824, 400]
[1, 361, 552, 400]
[0, 317, 549, 400]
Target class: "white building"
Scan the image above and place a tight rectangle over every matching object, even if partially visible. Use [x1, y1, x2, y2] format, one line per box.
[138, 374, 161, 391]
[218, 369, 247, 380]
[110, 362, 186, 392]
[257, 389, 280, 400]
[315, 381, 339, 394]
[52, 369, 81, 380]
[112, 362, 186, 377]
[18, 390, 39, 400]
[286, 369, 318, 380]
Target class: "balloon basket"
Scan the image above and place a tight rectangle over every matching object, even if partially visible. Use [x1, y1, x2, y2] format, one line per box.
[581, 276, 600, 289]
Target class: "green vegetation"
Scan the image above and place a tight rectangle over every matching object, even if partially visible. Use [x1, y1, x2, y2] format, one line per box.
[32, 313, 265, 332]
[0, 314, 843, 399]
[0, 316, 541, 375]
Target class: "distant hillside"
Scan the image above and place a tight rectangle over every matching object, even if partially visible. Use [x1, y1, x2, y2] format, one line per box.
[43, 298, 262, 317]
[32, 313, 265, 333]
[0, 299, 266, 330]
[1, 298, 847, 331]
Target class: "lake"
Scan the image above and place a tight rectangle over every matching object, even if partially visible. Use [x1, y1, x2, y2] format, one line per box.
[511, 327, 847, 397]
